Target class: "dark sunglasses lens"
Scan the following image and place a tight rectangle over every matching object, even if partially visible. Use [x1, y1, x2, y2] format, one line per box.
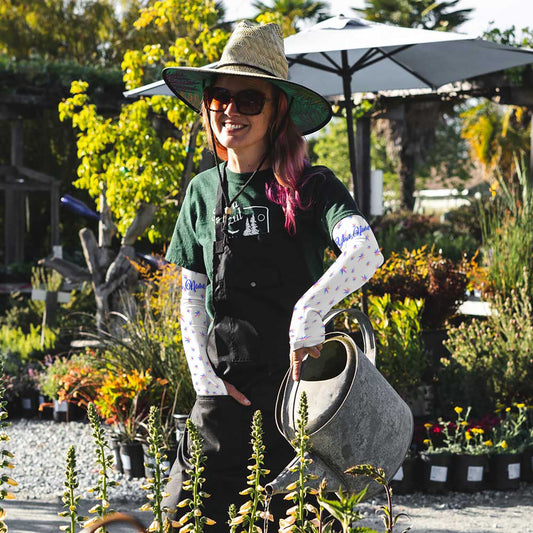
[235, 90, 265, 115]
[205, 87, 266, 115]
[206, 87, 231, 111]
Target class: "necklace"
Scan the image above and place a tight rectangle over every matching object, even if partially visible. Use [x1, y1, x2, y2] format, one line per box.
[220, 153, 268, 216]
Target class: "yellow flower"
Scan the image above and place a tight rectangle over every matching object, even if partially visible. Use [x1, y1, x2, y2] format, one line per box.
[465, 431, 472, 441]
[505, 407, 511, 412]
[424, 423, 433, 429]
[454, 406, 463, 414]
[423, 439, 431, 445]
[516, 403, 525, 409]
[500, 440, 508, 449]
[484, 440, 493, 447]
[472, 427, 484, 435]
[460, 421, 468, 426]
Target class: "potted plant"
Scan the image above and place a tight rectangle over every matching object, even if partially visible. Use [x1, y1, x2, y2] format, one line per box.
[521, 405, 533, 483]
[488, 403, 528, 490]
[93, 368, 167, 479]
[419, 419, 453, 493]
[448, 407, 492, 492]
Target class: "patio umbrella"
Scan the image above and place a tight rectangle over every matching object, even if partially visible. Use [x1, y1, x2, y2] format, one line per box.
[124, 15, 533, 214]
[282, 15, 533, 214]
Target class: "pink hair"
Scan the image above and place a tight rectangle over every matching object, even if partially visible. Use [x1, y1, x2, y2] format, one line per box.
[202, 85, 313, 234]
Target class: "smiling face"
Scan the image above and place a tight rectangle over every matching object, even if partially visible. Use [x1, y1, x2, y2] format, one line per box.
[208, 75, 275, 172]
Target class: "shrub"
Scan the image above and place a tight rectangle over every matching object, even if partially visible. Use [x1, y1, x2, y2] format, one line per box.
[368, 246, 468, 329]
[442, 274, 533, 411]
[368, 294, 426, 403]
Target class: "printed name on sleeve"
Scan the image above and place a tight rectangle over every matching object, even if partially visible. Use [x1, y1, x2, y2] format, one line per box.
[183, 279, 207, 292]
[334, 224, 370, 249]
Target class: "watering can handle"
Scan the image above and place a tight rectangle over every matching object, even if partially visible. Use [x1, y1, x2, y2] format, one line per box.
[323, 308, 376, 366]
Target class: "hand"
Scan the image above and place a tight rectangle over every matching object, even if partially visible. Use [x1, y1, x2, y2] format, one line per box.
[224, 381, 251, 406]
[290, 344, 323, 381]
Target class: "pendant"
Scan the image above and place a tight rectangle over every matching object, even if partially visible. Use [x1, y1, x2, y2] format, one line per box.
[224, 206, 233, 215]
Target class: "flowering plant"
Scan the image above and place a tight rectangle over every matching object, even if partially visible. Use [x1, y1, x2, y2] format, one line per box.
[490, 403, 529, 454]
[93, 369, 168, 443]
[423, 406, 494, 455]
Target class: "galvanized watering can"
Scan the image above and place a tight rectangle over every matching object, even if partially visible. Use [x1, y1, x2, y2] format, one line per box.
[267, 309, 413, 497]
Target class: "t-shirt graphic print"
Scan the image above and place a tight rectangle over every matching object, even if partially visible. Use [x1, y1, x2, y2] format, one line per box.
[215, 202, 271, 237]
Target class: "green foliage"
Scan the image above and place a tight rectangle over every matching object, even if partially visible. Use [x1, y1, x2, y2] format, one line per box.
[478, 158, 533, 299]
[368, 294, 426, 402]
[490, 403, 530, 454]
[173, 419, 216, 531]
[58, 0, 229, 243]
[140, 405, 173, 533]
[317, 486, 365, 533]
[368, 246, 468, 329]
[94, 263, 194, 414]
[58, 445, 87, 532]
[443, 278, 533, 409]
[0, 324, 57, 364]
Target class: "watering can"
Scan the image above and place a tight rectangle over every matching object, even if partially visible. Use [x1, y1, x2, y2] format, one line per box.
[267, 309, 413, 497]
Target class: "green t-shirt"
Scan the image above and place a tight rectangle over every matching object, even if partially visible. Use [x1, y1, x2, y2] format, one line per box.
[166, 164, 360, 316]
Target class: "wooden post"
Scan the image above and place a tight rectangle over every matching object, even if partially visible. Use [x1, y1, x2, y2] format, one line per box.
[5, 120, 25, 264]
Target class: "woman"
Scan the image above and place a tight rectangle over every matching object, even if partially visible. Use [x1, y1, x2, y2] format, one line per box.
[162, 21, 383, 529]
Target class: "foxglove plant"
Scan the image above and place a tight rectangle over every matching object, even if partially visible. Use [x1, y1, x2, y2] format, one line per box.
[172, 419, 215, 532]
[84, 403, 118, 532]
[59, 445, 87, 532]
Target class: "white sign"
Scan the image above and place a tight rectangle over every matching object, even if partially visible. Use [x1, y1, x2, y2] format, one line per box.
[508, 463, 520, 480]
[120, 454, 132, 471]
[430, 465, 448, 482]
[467, 466, 484, 482]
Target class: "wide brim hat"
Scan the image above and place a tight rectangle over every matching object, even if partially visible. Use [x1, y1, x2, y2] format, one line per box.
[162, 21, 332, 136]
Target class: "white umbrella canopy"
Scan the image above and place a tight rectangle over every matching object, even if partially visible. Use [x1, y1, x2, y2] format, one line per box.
[283, 15, 533, 96]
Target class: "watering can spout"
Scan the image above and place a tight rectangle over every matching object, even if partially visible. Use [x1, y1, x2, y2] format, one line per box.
[266, 452, 345, 496]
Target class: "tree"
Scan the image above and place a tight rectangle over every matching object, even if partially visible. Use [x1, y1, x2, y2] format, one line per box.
[355, 0, 472, 31]
[252, 0, 329, 36]
[45, 0, 229, 332]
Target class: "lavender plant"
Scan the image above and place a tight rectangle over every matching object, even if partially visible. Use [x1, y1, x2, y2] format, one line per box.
[172, 419, 215, 532]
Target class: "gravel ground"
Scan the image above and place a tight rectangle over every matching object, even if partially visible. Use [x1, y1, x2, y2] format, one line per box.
[6, 418, 533, 532]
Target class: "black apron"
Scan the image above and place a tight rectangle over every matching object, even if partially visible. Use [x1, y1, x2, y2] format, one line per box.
[165, 176, 315, 531]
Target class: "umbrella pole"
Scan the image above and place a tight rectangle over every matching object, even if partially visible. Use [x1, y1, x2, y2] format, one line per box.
[341, 51, 360, 209]
[341, 52, 369, 315]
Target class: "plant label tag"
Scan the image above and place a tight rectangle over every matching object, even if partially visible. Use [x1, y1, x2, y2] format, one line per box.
[54, 400, 68, 412]
[120, 454, 132, 471]
[392, 466, 404, 481]
[467, 466, 484, 482]
[508, 463, 520, 480]
[430, 465, 448, 482]
[22, 398, 32, 410]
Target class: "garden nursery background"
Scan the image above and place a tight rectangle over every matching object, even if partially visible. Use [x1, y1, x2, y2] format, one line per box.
[1, 0, 533, 532]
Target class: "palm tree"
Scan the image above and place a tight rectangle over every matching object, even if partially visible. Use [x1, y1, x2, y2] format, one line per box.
[355, 0, 472, 31]
[252, 0, 330, 35]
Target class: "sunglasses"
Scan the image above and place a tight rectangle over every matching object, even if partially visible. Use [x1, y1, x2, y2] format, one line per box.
[204, 86, 270, 116]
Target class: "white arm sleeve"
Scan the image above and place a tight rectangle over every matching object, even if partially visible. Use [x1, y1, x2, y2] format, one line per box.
[180, 268, 226, 395]
[289, 215, 384, 351]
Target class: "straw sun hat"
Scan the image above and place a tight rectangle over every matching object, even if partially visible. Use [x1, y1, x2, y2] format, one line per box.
[162, 21, 332, 135]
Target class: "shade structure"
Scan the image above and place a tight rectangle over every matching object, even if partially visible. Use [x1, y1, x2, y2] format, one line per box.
[124, 15, 533, 215]
[283, 15, 533, 214]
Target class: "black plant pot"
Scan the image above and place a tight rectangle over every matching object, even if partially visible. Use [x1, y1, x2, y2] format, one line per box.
[420, 452, 451, 493]
[119, 441, 146, 479]
[390, 456, 418, 494]
[143, 444, 178, 479]
[452, 454, 489, 492]
[489, 453, 521, 490]
[521, 446, 533, 483]
[52, 400, 86, 422]
[20, 391, 40, 418]
[110, 434, 123, 474]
